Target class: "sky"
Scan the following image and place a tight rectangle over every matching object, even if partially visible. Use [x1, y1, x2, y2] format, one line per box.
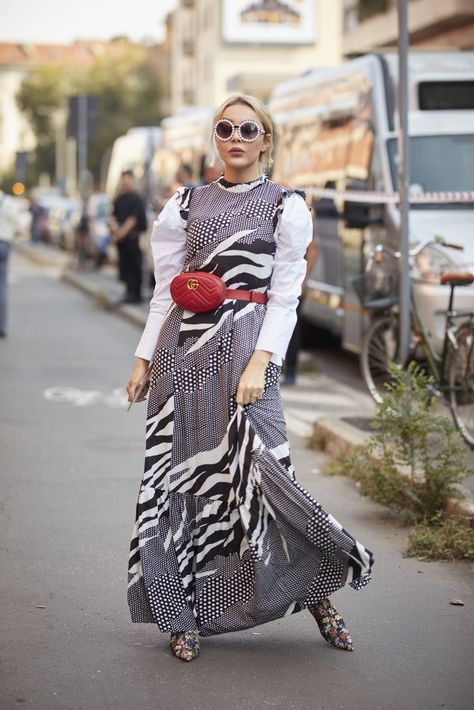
[0, 0, 178, 44]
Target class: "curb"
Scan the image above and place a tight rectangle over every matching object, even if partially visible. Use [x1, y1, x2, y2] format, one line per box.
[314, 417, 474, 526]
[61, 270, 148, 330]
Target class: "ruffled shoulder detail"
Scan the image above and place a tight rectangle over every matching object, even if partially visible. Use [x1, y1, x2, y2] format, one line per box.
[282, 186, 306, 202]
[176, 185, 195, 222]
[271, 184, 308, 231]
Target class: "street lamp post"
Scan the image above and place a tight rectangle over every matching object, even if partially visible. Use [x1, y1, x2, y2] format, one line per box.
[77, 95, 89, 201]
[397, 0, 411, 365]
[67, 95, 97, 202]
[52, 107, 67, 193]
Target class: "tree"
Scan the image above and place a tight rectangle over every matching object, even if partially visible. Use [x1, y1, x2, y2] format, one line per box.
[74, 43, 161, 183]
[16, 41, 162, 187]
[16, 64, 74, 182]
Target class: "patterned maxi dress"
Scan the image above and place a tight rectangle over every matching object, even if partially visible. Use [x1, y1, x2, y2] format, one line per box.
[127, 176, 374, 637]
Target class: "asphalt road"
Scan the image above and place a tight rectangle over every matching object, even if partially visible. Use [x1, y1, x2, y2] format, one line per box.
[1, 252, 473, 710]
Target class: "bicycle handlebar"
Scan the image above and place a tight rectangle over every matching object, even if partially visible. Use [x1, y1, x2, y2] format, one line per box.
[366, 237, 464, 269]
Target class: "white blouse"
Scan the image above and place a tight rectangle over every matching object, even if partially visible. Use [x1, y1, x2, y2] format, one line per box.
[135, 188, 313, 365]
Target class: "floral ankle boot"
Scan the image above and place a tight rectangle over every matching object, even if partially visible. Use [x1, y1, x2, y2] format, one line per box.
[169, 631, 200, 662]
[309, 597, 354, 651]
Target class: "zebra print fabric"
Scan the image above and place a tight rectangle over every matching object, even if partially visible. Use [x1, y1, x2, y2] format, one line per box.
[127, 177, 374, 636]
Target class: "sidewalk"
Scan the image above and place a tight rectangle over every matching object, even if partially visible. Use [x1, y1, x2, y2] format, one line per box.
[14, 239, 474, 520]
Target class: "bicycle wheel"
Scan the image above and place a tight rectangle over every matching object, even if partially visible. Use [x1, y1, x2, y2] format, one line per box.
[448, 322, 474, 448]
[360, 314, 400, 403]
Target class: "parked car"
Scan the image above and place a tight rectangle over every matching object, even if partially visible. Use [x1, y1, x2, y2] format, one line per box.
[87, 192, 112, 266]
[47, 198, 81, 250]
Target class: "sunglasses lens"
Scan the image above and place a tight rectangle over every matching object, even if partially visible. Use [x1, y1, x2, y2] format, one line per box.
[215, 120, 233, 140]
[240, 122, 259, 141]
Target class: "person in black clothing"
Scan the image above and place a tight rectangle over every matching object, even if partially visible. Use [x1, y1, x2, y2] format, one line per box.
[111, 170, 147, 304]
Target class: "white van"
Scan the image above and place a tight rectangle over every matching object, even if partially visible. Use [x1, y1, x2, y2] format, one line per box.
[270, 52, 474, 354]
[151, 107, 216, 198]
[105, 127, 161, 202]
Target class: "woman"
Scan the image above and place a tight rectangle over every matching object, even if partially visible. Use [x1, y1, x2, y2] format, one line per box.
[126, 95, 374, 662]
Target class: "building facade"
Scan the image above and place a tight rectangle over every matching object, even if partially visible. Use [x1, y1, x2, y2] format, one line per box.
[0, 40, 168, 181]
[343, 0, 474, 55]
[168, 0, 343, 114]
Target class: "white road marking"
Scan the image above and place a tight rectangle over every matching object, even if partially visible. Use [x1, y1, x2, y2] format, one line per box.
[44, 387, 129, 408]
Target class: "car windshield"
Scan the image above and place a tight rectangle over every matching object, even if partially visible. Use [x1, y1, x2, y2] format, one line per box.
[387, 134, 474, 210]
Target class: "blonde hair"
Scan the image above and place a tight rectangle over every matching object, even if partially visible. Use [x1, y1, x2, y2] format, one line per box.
[213, 94, 274, 173]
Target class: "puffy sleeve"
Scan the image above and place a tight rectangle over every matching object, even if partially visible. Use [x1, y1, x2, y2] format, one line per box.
[254, 192, 313, 361]
[134, 190, 188, 360]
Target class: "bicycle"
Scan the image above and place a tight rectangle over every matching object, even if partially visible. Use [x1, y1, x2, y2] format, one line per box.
[352, 239, 474, 448]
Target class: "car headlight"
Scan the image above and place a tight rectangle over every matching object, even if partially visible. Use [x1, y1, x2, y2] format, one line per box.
[412, 244, 462, 284]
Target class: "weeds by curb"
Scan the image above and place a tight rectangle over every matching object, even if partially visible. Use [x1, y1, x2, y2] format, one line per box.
[406, 517, 474, 561]
[315, 363, 474, 561]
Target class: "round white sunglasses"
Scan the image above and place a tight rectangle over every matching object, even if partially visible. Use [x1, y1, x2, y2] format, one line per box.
[214, 119, 266, 143]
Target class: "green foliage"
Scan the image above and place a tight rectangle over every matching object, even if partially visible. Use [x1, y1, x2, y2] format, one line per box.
[368, 363, 471, 522]
[15, 41, 161, 185]
[358, 0, 391, 22]
[406, 517, 474, 561]
[324, 362, 473, 560]
[16, 64, 72, 181]
[0, 165, 18, 192]
[73, 44, 161, 182]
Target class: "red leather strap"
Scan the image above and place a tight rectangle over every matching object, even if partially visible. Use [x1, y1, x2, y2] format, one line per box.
[225, 288, 268, 304]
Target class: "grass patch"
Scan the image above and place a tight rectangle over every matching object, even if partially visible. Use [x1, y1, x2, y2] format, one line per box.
[406, 518, 474, 562]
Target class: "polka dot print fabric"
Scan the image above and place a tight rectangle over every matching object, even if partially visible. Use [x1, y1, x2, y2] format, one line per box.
[127, 177, 374, 636]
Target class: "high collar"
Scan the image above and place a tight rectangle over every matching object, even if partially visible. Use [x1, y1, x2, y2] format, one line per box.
[216, 174, 267, 193]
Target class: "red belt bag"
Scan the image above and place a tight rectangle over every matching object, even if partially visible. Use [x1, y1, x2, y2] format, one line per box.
[170, 271, 268, 313]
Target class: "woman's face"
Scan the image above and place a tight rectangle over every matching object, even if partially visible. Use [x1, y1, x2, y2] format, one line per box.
[214, 102, 270, 177]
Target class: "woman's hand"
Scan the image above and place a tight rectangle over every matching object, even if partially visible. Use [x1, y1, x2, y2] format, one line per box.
[126, 357, 150, 403]
[236, 350, 272, 405]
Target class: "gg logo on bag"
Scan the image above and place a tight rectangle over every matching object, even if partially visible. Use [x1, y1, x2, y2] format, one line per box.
[187, 278, 199, 290]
